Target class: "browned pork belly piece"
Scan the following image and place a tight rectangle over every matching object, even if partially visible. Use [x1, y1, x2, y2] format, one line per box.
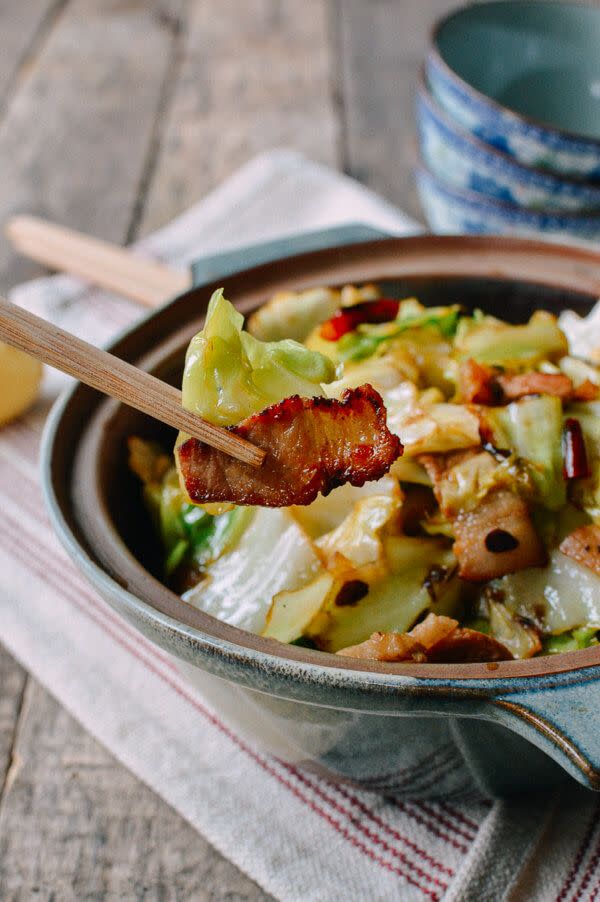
[336, 613, 513, 663]
[560, 525, 600, 577]
[336, 632, 427, 662]
[453, 489, 546, 581]
[419, 452, 545, 581]
[408, 613, 459, 649]
[425, 628, 513, 663]
[496, 371, 573, 402]
[459, 359, 576, 405]
[572, 379, 600, 401]
[177, 384, 402, 507]
[459, 359, 499, 405]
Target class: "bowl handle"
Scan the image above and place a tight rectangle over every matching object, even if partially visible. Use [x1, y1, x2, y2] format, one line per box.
[493, 679, 600, 790]
[190, 224, 393, 286]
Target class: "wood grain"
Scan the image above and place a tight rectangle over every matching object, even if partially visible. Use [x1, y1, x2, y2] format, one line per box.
[139, 0, 340, 233]
[0, 0, 182, 293]
[0, 0, 63, 113]
[6, 215, 189, 307]
[0, 681, 271, 900]
[0, 649, 27, 802]
[333, 0, 456, 222]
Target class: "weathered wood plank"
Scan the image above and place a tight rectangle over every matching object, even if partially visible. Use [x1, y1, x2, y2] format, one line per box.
[0, 681, 271, 900]
[139, 0, 340, 233]
[0, 646, 26, 800]
[0, 0, 63, 111]
[333, 0, 459, 222]
[0, 0, 182, 293]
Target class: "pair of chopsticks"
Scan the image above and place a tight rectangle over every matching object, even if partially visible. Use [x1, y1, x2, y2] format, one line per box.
[0, 217, 264, 468]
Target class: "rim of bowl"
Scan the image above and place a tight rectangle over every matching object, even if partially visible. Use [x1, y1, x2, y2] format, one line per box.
[429, 0, 600, 149]
[416, 157, 600, 224]
[41, 233, 600, 688]
[417, 66, 600, 194]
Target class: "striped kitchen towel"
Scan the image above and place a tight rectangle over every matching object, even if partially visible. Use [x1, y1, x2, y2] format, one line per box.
[1, 149, 598, 902]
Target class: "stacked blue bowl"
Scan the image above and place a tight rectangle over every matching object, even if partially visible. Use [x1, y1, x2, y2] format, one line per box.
[416, 1, 600, 244]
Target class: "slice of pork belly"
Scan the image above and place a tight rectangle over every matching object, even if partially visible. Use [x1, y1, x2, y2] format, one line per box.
[177, 384, 402, 507]
[560, 525, 600, 577]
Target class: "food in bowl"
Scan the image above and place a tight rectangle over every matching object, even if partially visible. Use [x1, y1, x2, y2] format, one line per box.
[128, 283, 600, 664]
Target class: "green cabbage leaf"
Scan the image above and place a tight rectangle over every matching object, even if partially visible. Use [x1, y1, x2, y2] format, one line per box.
[182, 289, 336, 427]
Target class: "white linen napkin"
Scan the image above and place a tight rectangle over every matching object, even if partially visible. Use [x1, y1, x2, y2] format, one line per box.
[1, 149, 598, 902]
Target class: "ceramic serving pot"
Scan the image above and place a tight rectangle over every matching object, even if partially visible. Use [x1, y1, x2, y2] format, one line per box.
[416, 76, 600, 213]
[427, 1, 600, 180]
[42, 229, 600, 799]
[417, 163, 600, 245]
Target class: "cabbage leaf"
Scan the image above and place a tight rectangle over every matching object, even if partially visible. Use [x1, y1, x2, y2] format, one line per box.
[454, 310, 567, 367]
[182, 508, 321, 633]
[493, 550, 600, 634]
[182, 289, 336, 427]
[487, 395, 566, 511]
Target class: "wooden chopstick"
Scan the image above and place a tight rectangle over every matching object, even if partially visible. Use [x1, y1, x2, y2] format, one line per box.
[6, 215, 188, 308]
[0, 298, 265, 468]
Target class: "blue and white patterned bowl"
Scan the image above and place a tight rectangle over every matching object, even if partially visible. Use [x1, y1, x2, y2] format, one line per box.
[427, 1, 600, 180]
[417, 79, 600, 214]
[416, 162, 600, 246]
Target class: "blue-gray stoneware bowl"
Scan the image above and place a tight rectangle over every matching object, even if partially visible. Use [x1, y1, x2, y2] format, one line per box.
[417, 162, 600, 245]
[417, 75, 600, 213]
[427, 1, 600, 180]
[42, 228, 600, 799]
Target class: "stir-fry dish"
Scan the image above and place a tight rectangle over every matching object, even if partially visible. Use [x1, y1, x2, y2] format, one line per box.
[129, 285, 600, 663]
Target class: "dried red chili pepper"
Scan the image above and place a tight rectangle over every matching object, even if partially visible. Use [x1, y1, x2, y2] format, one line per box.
[319, 298, 400, 341]
[562, 418, 591, 480]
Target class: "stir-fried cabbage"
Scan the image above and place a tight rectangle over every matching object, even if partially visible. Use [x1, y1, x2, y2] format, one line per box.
[486, 600, 541, 659]
[290, 476, 399, 540]
[247, 287, 341, 342]
[493, 550, 600, 634]
[128, 437, 250, 579]
[454, 310, 567, 368]
[182, 289, 336, 427]
[315, 491, 401, 569]
[385, 382, 481, 456]
[130, 284, 600, 663]
[433, 451, 532, 518]
[183, 508, 321, 633]
[569, 402, 600, 523]
[336, 301, 462, 363]
[309, 537, 461, 652]
[486, 396, 566, 511]
[559, 299, 600, 364]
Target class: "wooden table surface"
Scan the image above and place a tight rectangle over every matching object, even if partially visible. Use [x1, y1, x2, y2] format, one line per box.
[0, 0, 463, 897]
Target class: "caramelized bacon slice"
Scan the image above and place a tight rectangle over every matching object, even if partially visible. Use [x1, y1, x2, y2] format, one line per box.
[425, 628, 513, 663]
[496, 371, 573, 402]
[560, 525, 600, 577]
[177, 385, 402, 507]
[336, 632, 427, 662]
[453, 489, 546, 581]
[335, 614, 513, 663]
[420, 452, 545, 581]
[459, 359, 577, 405]
[572, 379, 599, 401]
[408, 613, 459, 649]
[459, 359, 499, 405]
